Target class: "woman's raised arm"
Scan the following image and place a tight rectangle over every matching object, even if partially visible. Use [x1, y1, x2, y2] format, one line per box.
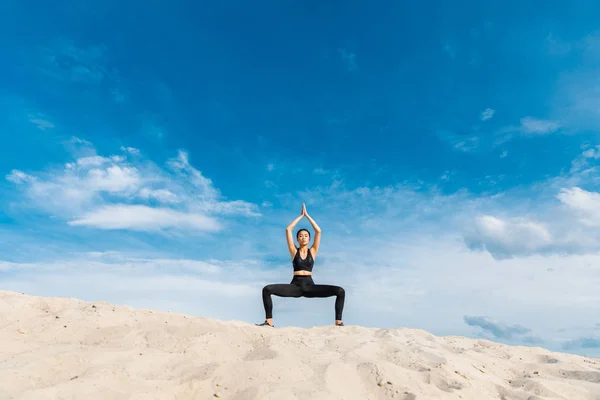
[285, 206, 304, 259]
[304, 205, 321, 256]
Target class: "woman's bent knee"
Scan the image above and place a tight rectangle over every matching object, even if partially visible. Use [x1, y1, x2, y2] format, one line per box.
[336, 287, 345, 296]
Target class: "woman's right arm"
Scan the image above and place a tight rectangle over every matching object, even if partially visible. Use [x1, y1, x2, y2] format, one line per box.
[286, 211, 304, 259]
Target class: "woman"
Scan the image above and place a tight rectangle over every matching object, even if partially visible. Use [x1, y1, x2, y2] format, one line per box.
[256, 204, 345, 327]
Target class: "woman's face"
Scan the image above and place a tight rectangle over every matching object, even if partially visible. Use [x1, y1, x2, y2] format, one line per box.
[297, 231, 310, 246]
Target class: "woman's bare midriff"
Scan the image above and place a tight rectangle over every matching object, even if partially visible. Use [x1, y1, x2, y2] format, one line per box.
[293, 271, 312, 276]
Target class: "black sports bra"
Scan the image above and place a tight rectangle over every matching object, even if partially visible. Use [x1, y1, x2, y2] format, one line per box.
[293, 247, 314, 272]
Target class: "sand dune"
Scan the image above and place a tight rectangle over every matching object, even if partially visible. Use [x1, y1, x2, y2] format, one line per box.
[1, 291, 599, 399]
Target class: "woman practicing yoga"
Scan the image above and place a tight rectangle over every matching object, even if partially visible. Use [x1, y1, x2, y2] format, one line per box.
[256, 203, 345, 327]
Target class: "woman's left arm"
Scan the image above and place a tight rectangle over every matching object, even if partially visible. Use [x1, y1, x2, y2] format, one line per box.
[304, 208, 322, 255]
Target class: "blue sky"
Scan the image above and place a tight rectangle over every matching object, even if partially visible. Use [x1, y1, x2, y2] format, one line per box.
[2, 1, 600, 357]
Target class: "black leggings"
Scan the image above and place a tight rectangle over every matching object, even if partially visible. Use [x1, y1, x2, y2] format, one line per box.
[262, 275, 345, 320]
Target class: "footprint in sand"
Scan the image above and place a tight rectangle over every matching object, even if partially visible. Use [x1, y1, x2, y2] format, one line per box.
[508, 378, 562, 398]
[560, 370, 600, 383]
[356, 362, 397, 399]
[243, 345, 278, 361]
[538, 355, 560, 364]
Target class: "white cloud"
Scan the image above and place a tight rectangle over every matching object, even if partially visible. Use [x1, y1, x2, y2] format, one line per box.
[454, 136, 479, 151]
[138, 188, 179, 203]
[5, 140, 259, 232]
[568, 145, 600, 177]
[463, 215, 553, 258]
[557, 187, 600, 227]
[480, 108, 495, 121]
[437, 130, 480, 152]
[120, 146, 141, 156]
[28, 114, 55, 130]
[67, 136, 93, 146]
[440, 114, 559, 151]
[72, 155, 123, 168]
[6, 170, 36, 184]
[201, 200, 262, 217]
[492, 116, 563, 146]
[582, 145, 600, 159]
[460, 184, 600, 259]
[519, 117, 562, 134]
[86, 165, 140, 193]
[166, 150, 219, 200]
[68, 204, 221, 232]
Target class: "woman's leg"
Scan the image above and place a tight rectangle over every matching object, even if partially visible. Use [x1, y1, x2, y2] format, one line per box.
[303, 284, 345, 322]
[262, 284, 303, 322]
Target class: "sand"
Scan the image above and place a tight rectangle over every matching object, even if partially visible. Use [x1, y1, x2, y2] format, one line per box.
[1, 291, 599, 400]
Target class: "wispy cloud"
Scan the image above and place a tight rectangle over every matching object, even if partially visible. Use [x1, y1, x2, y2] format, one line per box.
[453, 136, 479, 152]
[582, 146, 600, 160]
[436, 130, 480, 152]
[28, 114, 55, 130]
[68, 204, 221, 232]
[6, 170, 36, 184]
[480, 108, 495, 121]
[569, 144, 600, 176]
[5, 141, 260, 232]
[440, 114, 563, 151]
[493, 116, 563, 146]
[120, 146, 140, 156]
[519, 117, 562, 135]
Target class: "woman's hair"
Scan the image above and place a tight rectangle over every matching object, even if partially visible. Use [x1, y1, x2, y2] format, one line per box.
[296, 228, 311, 239]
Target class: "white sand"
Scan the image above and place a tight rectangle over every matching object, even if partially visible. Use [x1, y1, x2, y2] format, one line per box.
[1, 291, 599, 400]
